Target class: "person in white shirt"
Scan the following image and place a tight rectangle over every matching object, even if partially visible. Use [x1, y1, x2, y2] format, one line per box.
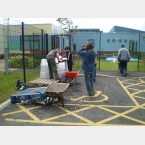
[117, 44, 131, 77]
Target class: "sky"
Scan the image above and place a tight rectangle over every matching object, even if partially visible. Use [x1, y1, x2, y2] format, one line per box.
[5, 18, 145, 33]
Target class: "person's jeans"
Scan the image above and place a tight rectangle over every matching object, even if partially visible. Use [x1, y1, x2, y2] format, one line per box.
[84, 71, 94, 95]
[119, 60, 128, 74]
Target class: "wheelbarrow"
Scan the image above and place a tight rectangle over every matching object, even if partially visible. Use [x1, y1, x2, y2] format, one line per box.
[10, 82, 69, 107]
[64, 71, 79, 85]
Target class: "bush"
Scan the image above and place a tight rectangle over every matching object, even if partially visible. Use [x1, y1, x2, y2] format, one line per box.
[10, 55, 34, 69]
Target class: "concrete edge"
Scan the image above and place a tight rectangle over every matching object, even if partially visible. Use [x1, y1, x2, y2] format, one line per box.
[0, 99, 11, 111]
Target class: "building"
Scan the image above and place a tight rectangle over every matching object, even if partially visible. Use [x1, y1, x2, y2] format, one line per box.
[71, 26, 145, 57]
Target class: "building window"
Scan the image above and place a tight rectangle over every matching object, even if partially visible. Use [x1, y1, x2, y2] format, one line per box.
[124, 39, 127, 43]
[107, 39, 110, 42]
[112, 39, 115, 42]
[119, 39, 122, 43]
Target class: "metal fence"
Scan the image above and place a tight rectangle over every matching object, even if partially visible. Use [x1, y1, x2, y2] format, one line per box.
[0, 18, 48, 104]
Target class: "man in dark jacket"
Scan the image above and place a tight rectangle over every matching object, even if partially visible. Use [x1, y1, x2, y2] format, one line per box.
[65, 46, 73, 71]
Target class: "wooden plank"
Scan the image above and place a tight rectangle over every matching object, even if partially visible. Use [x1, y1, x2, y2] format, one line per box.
[28, 78, 59, 88]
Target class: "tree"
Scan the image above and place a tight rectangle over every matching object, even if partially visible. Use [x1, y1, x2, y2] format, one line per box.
[56, 18, 78, 51]
[56, 18, 78, 33]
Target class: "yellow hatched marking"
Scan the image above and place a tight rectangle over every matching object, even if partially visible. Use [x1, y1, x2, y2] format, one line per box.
[139, 79, 145, 83]
[57, 105, 96, 125]
[95, 103, 145, 125]
[42, 106, 92, 122]
[126, 83, 145, 88]
[132, 90, 145, 95]
[2, 106, 41, 116]
[127, 87, 143, 91]
[141, 106, 145, 110]
[17, 104, 40, 121]
[117, 78, 139, 106]
[134, 95, 145, 100]
[121, 79, 140, 83]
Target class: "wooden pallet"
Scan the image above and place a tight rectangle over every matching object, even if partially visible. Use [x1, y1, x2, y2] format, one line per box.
[28, 78, 60, 88]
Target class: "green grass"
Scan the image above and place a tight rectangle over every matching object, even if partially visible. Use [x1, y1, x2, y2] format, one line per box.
[73, 59, 145, 72]
[0, 71, 39, 104]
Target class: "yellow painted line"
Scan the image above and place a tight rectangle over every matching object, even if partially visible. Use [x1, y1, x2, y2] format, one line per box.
[95, 103, 145, 125]
[71, 96, 87, 101]
[5, 118, 89, 126]
[82, 94, 108, 103]
[134, 95, 145, 100]
[117, 78, 139, 106]
[121, 79, 140, 83]
[100, 124, 138, 126]
[141, 106, 145, 110]
[71, 91, 102, 101]
[127, 87, 143, 91]
[139, 79, 145, 83]
[126, 83, 145, 88]
[2, 106, 41, 116]
[57, 105, 96, 125]
[65, 103, 135, 108]
[42, 106, 93, 122]
[17, 104, 40, 121]
[132, 90, 145, 95]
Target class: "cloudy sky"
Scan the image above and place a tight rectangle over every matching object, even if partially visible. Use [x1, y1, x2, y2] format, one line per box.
[6, 18, 145, 33]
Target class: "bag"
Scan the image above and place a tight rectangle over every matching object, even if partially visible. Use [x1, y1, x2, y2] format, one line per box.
[15, 80, 28, 91]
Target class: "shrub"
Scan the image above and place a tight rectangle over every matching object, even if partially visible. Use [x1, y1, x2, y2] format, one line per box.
[10, 55, 34, 69]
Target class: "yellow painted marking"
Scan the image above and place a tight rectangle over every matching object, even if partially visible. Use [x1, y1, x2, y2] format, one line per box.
[141, 106, 145, 110]
[17, 104, 40, 121]
[82, 94, 108, 103]
[126, 83, 145, 88]
[132, 90, 145, 95]
[57, 105, 96, 125]
[95, 103, 145, 125]
[71, 91, 102, 101]
[127, 87, 143, 91]
[2, 106, 41, 116]
[3, 77, 145, 126]
[42, 106, 93, 122]
[65, 103, 134, 108]
[139, 79, 145, 83]
[5, 118, 89, 126]
[121, 79, 140, 83]
[134, 95, 145, 100]
[117, 78, 139, 106]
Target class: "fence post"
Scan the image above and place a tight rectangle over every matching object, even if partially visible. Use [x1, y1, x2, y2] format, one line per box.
[98, 31, 102, 71]
[137, 33, 140, 71]
[41, 29, 44, 58]
[22, 22, 26, 83]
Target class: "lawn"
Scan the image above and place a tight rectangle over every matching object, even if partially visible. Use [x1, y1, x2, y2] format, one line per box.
[73, 59, 145, 72]
[0, 71, 39, 104]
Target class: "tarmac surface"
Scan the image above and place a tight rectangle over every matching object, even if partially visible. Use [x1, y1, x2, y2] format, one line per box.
[0, 71, 145, 126]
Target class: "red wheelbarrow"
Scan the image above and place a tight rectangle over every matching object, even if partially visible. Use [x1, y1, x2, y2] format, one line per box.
[64, 71, 79, 85]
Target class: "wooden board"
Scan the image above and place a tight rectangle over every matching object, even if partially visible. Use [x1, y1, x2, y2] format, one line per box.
[28, 78, 59, 88]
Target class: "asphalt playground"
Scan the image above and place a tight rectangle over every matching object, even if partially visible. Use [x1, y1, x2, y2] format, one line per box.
[0, 71, 145, 126]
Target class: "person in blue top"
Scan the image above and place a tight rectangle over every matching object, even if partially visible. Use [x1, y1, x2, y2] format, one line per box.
[78, 42, 97, 96]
